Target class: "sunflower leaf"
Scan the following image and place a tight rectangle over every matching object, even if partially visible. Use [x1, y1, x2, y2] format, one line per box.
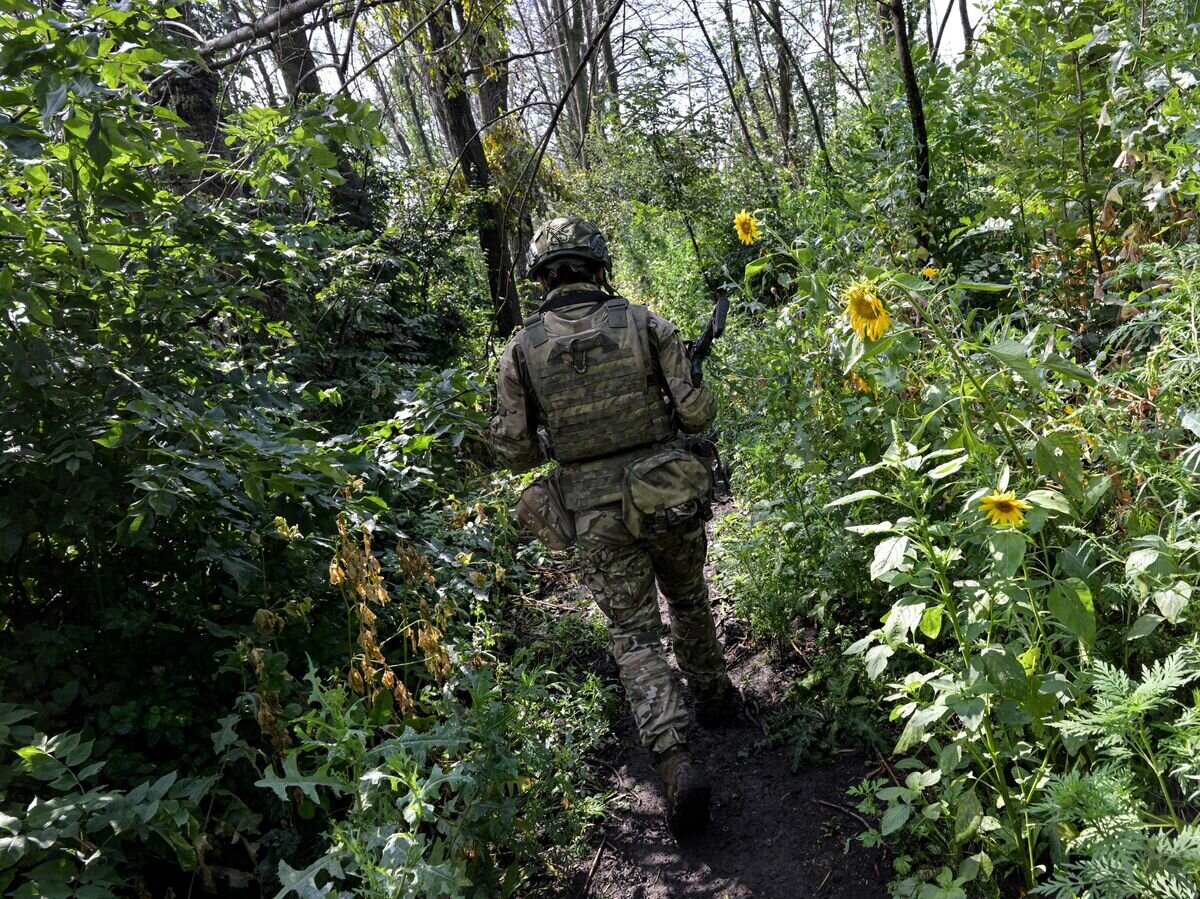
[825, 489, 883, 508]
[1047, 578, 1096, 647]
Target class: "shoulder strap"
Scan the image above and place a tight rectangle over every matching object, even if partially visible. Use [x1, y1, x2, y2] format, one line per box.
[605, 296, 628, 328]
[520, 311, 548, 347]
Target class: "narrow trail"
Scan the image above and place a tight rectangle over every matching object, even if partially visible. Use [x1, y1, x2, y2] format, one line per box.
[567, 502, 890, 899]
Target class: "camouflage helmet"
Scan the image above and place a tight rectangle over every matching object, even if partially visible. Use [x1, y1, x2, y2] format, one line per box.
[525, 216, 612, 278]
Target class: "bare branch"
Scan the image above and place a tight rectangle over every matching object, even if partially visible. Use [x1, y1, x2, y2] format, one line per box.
[198, 0, 333, 58]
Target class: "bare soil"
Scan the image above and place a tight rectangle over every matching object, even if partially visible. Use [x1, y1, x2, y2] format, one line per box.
[564, 504, 890, 899]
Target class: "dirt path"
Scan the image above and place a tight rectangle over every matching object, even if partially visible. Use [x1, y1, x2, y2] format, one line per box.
[567, 504, 889, 899]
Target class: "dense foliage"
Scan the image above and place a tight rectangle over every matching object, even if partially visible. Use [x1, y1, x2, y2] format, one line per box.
[5, 0, 1200, 893]
[594, 1, 1200, 895]
[0, 1, 611, 896]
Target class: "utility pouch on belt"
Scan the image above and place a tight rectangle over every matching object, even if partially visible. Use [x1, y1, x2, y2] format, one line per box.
[621, 448, 714, 539]
[516, 473, 576, 550]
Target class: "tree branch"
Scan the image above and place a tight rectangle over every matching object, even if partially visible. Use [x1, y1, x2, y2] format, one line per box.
[198, 0, 332, 57]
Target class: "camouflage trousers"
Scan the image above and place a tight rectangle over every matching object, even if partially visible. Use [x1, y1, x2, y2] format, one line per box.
[575, 503, 728, 754]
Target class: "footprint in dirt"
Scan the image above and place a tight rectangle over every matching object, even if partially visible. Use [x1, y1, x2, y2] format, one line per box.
[570, 505, 889, 899]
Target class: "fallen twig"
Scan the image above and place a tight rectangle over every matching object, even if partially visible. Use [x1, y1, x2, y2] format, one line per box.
[576, 836, 606, 898]
[741, 697, 767, 735]
[813, 798, 873, 832]
[875, 748, 900, 786]
[815, 868, 833, 894]
[787, 637, 811, 667]
[594, 758, 629, 793]
[522, 596, 577, 613]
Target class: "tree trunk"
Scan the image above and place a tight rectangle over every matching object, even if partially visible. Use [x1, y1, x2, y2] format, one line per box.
[599, 0, 619, 116]
[957, 0, 973, 55]
[722, 0, 771, 145]
[748, 2, 780, 128]
[456, 0, 509, 126]
[425, 9, 521, 337]
[887, 0, 932, 247]
[768, 0, 793, 163]
[748, 0, 835, 173]
[399, 61, 437, 166]
[684, 0, 772, 183]
[269, 0, 321, 99]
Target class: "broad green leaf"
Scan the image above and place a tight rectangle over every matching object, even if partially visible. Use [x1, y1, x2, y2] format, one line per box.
[1040, 354, 1095, 386]
[880, 802, 911, 836]
[987, 531, 1025, 579]
[88, 244, 120, 272]
[1127, 614, 1165, 640]
[895, 705, 948, 753]
[871, 535, 910, 581]
[845, 520, 894, 535]
[981, 645, 1028, 696]
[848, 461, 889, 480]
[1047, 578, 1096, 647]
[954, 789, 983, 844]
[982, 338, 1043, 390]
[885, 597, 926, 641]
[919, 606, 943, 639]
[1154, 582, 1191, 624]
[744, 255, 776, 278]
[1125, 547, 1165, 578]
[1026, 489, 1073, 517]
[953, 697, 985, 731]
[927, 455, 968, 480]
[864, 644, 894, 679]
[1082, 475, 1113, 515]
[952, 280, 1012, 292]
[1035, 433, 1083, 497]
[891, 272, 932, 293]
[843, 334, 895, 374]
[85, 114, 112, 173]
[1017, 645, 1040, 675]
[824, 489, 882, 508]
[1060, 32, 1094, 50]
[94, 423, 124, 448]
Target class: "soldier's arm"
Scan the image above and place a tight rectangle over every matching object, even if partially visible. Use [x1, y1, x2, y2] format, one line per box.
[489, 339, 542, 471]
[648, 312, 717, 434]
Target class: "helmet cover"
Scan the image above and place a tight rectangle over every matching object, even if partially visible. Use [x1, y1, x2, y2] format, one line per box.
[526, 216, 612, 278]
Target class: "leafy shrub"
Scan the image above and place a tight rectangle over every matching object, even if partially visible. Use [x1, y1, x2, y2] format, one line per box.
[0, 705, 204, 898]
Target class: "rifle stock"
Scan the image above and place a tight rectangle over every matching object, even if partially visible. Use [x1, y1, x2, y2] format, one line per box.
[690, 292, 729, 384]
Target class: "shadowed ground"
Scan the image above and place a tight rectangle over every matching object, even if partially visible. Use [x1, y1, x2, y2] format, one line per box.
[566, 504, 889, 899]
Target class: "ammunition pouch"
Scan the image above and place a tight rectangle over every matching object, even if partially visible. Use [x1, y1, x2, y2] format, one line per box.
[516, 473, 576, 550]
[621, 448, 714, 539]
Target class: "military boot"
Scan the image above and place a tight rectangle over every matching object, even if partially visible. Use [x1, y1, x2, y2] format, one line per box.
[693, 675, 742, 728]
[654, 745, 711, 835]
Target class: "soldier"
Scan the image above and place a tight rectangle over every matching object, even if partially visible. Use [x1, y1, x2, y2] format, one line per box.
[490, 216, 739, 834]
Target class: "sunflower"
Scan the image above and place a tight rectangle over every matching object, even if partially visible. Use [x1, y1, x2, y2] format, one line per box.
[734, 209, 759, 245]
[849, 373, 873, 394]
[842, 278, 891, 341]
[979, 490, 1032, 528]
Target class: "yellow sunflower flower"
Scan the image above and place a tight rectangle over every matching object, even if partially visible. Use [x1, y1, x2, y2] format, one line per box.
[734, 209, 759, 245]
[979, 490, 1032, 528]
[849, 373, 873, 394]
[842, 278, 891, 341]
[921, 266, 939, 278]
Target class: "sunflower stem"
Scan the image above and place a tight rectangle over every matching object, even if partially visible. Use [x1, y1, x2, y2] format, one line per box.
[896, 282, 1029, 474]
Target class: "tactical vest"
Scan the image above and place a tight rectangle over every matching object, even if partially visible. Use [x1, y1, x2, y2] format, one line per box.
[518, 294, 676, 464]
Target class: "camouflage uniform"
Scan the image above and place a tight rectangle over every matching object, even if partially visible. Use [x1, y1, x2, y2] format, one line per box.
[491, 279, 729, 755]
